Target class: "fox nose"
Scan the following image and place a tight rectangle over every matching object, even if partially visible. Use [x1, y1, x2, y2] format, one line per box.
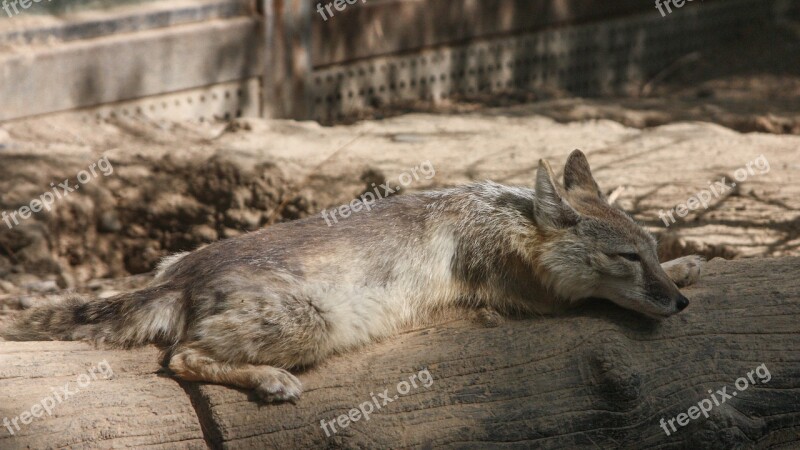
[676, 294, 690, 311]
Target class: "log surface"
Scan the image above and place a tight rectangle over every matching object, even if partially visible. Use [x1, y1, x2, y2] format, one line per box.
[1, 257, 799, 449]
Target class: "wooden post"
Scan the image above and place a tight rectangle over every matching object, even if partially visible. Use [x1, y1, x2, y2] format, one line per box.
[262, 0, 314, 119]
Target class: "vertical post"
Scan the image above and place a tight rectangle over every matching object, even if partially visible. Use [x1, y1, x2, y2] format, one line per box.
[262, 0, 314, 119]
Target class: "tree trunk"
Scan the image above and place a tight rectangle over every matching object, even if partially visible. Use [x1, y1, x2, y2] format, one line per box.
[1, 256, 799, 449]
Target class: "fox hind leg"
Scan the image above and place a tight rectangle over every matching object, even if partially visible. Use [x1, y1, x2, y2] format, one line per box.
[661, 255, 705, 288]
[167, 345, 303, 403]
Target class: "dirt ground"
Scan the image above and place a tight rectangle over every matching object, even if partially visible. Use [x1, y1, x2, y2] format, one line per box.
[0, 22, 799, 328]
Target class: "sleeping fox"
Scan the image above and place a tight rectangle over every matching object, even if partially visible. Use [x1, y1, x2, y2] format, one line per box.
[2, 150, 703, 402]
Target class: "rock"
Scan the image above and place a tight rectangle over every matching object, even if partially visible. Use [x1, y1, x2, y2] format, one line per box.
[17, 296, 33, 309]
[147, 193, 209, 224]
[6, 274, 41, 290]
[22, 280, 59, 293]
[231, 186, 254, 209]
[391, 133, 427, 143]
[224, 208, 262, 230]
[0, 280, 17, 294]
[221, 227, 243, 239]
[189, 224, 218, 243]
[98, 210, 122, 232]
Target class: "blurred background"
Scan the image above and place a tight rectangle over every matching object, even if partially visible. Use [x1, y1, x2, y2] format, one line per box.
[1, 0, 797, 124]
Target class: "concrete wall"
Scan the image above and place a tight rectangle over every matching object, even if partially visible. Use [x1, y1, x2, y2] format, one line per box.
[0, 0, 260, 122]
[0, 0, 162, 16]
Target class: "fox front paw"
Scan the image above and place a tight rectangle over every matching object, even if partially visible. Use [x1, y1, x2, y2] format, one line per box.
[254, 367, 303, 403]
[661, 255, 705, 288]
[475, 307, 504, 328]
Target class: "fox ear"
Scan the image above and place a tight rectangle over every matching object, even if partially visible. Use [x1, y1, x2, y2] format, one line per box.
[563, 149, 604, 200]
[534, 159, 580, 229]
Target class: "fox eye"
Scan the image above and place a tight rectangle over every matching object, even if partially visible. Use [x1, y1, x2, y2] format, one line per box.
[618, 253, 641, 262]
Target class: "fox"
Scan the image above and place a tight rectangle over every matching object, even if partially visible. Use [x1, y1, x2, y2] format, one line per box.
[2, 150, 703, 403]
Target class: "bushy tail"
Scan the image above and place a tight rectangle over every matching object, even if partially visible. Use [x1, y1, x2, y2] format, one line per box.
[1, 286, 184, 348]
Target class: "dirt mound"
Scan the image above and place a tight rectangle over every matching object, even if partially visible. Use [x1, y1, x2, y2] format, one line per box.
[0, 119, 389, 305]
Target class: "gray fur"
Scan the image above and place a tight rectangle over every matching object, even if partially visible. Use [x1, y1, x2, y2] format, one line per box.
[2, 150, 703, 402]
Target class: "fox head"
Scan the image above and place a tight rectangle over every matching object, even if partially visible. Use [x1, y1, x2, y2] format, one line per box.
[532, 150, 689, 318]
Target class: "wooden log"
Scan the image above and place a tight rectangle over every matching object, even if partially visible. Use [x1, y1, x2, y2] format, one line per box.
[1, 257, 798, 448]
[0, 344, 206, 449]
[185, 256, 800, 448]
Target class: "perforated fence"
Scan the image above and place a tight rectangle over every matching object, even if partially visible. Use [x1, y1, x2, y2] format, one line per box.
[0, 0, 784, 123]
